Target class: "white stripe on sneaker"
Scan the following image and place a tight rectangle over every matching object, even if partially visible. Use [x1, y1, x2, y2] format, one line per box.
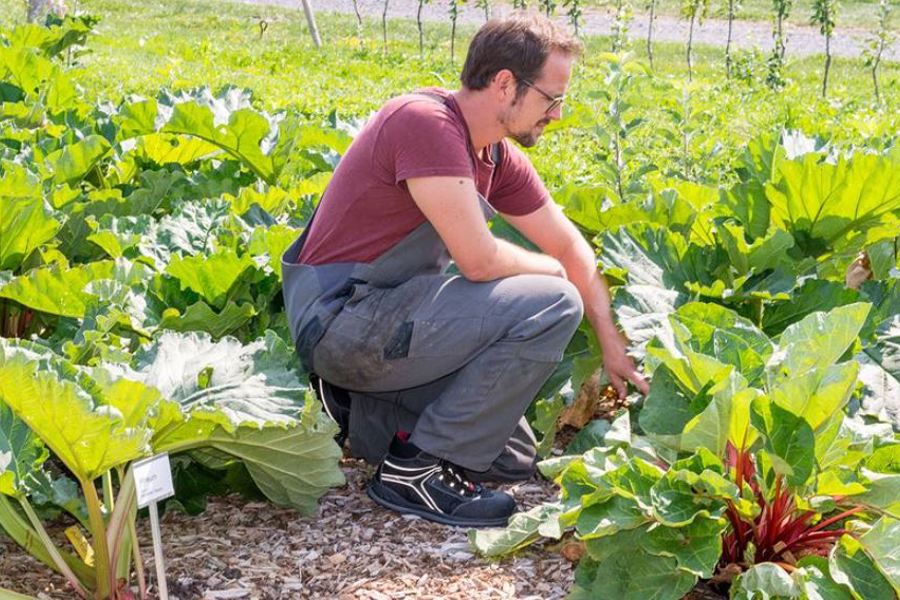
[380, 463, 444, 514]
[317, 377, 337, 422]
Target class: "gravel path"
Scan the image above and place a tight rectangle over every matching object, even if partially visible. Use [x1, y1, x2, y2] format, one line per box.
[239, 0, 899, 61]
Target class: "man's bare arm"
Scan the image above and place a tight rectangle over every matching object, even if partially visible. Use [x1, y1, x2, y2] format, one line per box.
[503, 202, 649, 398]
[406, 176, 565, 281]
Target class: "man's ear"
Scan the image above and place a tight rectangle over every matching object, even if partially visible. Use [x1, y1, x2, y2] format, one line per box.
[491, 69, 517, 100]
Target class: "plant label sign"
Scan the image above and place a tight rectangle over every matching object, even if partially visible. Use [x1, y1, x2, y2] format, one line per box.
[133, 453, 175, 509]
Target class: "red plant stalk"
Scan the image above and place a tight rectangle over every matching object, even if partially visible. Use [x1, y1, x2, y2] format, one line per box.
[719, 445, 861, 571]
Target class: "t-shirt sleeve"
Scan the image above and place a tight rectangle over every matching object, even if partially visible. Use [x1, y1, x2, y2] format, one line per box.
[377, 100, 475, 185]
[488, 141, 550, 216]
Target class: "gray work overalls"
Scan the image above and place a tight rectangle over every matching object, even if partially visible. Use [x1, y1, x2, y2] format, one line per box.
[281, 104, 584, 478]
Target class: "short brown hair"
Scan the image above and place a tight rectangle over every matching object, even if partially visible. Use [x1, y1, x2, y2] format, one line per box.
[460, 13, 582, 94]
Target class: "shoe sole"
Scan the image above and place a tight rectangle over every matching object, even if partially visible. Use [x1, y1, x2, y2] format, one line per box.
[367, 483, 511, 528]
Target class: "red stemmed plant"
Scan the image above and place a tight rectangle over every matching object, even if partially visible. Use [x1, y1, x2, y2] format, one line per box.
[719, 439, 864, 575]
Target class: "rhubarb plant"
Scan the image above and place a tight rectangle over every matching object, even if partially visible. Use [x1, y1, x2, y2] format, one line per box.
[0, 333, 343, 599]
[471, 303, 900, 599]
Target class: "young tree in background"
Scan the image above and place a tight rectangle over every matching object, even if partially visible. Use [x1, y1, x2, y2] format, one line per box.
[612, 0, 633, 51]
[417, 0, 430, 56]
[682, 0, 709, 81]
[564, 0, 583, 36]
[476, 0, 491, 20]
[863, 0, 895, 103]
[449, 0, 460, 61]
[766, 0, 792, 88]
[646, 0, 657, 68]
[811, 0, 837, 97]
[381, 0, 391, 55]
[351, 0, 365, 48]
[725, 0, 741, 77]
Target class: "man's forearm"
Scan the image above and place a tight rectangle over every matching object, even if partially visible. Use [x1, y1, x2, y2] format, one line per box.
[467, 238, 565, 281]
[556, 237, 618, 340]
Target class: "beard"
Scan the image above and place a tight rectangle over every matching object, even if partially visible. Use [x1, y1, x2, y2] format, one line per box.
[510, 127, 541, 147]
[510, 118, 551, 147]
[500, 98, 551, 148]
[506, 116, 551, 148]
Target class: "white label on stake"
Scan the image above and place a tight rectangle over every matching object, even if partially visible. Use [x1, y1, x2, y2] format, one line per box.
[133, 453, 175, 508]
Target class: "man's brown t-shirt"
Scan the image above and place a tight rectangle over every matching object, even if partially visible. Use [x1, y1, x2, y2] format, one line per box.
[296, 87, 550, 265]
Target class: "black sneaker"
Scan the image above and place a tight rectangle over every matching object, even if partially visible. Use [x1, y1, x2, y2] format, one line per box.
[367, 436, 516, 528]
[309, 373, 351, 446]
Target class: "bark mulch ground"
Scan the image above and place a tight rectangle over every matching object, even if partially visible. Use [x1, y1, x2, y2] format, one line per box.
[1, 460, 576, 599]
[1, 388, 728, 599]
[0, 456, 729, 599]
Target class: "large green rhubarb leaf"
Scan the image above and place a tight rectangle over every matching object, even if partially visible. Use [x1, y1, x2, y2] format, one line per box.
[136, 199, 245, 268]
[731, 562, 803, 599]
[0, 260, 115, 318]
[830, 535, 897, 600]
[576, 495, 649, 539]
[649, 449, 737, 526]
[86, 214, 155, 260]
[718, 223, 795, 276]
[104, 331, 344, 513]
[151, 88, 311, 186]
[44, 135, 112, 186]
[769, 362, 858, 432]
[768, 303, 871, 384]
[761, 279, 861, 337]
[571, 547, 696, 600]
[164, 248, 255, 310]
[640, 321, 758, 456]
[611, 284, 686, 360]
[795, 556, 855, 600]
[157, 300, 257, 340]
[468, 502, 564, 557]
[858, 518, 900, 591]
[765, 153, 900, 258]
[751, 397, 816, 488]
[0, 353, 150, 482]
[598, 224, 713, 291]
[162, 102, 275, 182]
[640, 516, 726, 578]
[0, 197, 62, 271]
[247, 224, 302, 279]
[865, 316, 899, 385]
[0, 402, 48, 497]
[669, 302, 773, 387]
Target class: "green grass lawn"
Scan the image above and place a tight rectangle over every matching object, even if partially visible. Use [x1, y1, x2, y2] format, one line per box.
[0, 0, 896, 188]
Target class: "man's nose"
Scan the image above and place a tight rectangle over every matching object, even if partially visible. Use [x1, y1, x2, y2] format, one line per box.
[548, 103, 563, 121]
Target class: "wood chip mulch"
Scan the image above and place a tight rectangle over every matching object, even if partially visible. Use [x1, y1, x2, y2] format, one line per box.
[1, 460, 575, 599]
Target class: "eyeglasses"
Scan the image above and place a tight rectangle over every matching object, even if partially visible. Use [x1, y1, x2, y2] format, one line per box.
[519, 78, 566, 114]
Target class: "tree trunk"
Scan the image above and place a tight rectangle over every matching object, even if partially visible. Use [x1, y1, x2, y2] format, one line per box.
[351, 0, 364, 47]
[417, 0, 425, 56]
[687, 13, 696, 81]
[725, 0, 735, 78]
[382, 0, 390, 55]
[300, 0, 322, 48]
[775, 15, 785, 62]
[871, 45, 882, 103]
[821, 32, 831, 97]
[450, 9, 457, 62]
[647, 0, 655, 69]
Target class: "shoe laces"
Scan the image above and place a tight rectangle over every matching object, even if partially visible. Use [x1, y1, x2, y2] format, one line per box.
[436, 461, 482, 497]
